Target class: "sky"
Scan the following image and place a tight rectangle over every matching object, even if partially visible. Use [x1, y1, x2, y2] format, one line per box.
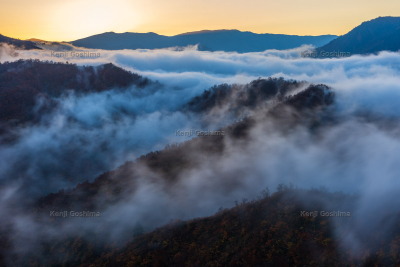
[1, 0, 400, 41]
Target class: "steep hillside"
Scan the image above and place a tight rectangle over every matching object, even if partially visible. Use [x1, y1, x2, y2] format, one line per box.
[0, 60, 150, 127]
[35, 82, 333, 213]
[316, 16, 400, 55]
[5, 187, 400, 266]
[1, 74, 399, 266]
[62, 189, 400, 267]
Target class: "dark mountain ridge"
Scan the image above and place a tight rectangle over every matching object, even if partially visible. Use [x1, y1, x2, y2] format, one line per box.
[6, 187, 400, 266]
[316, 16, 400, 55]
[1, 71, 399, 266]
[71, 30, 337, 53]
[36, 81, 333, 213]
[59, 188, 400, 267]
[0, 60, 151, 139]
[0, 34, 41, 50]
[0, 80, 339, 266]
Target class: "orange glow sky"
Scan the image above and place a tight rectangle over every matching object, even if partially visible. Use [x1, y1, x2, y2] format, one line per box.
[1, 0, 400, 41]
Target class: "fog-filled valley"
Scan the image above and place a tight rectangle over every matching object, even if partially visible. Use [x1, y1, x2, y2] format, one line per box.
[1, 36, 400, 266]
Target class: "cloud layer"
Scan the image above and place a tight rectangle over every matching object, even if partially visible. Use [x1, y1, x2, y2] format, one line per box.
[1, 44, 400, 263]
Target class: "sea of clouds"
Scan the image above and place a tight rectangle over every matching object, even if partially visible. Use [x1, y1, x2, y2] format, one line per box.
[1, 44, 400, 262]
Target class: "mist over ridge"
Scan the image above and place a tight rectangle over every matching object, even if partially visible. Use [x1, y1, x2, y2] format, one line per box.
[2, 22, 400, 265]
[69, 30, 337, 53]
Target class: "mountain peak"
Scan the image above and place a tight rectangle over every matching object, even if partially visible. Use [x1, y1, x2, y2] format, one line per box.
[177, 29, 239, 36]
[316, 16, 400, 55]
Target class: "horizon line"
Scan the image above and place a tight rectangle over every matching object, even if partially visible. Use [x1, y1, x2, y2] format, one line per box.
[17, 29, 339, 43]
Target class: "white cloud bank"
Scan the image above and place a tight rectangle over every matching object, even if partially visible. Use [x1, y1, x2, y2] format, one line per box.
[1, 44, 400, 261]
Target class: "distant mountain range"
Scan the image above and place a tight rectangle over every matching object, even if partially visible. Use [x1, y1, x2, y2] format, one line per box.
[3, 16, 400, 55]
[70, 17, 400, 55]
[0, 34, 40, 50]
[316, 16, 400, 55]
[70, 30, 337, 53]
[26, 38, 47, 42]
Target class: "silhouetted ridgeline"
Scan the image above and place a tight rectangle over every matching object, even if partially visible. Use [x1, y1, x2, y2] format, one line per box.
[185, 78, 309, 114]
[0, 60, 151, 127]
[316, 16, 400, 55]
[0, 34, 41, 50]
[36, 82, 334, 213]
[71, 30, 337, 52]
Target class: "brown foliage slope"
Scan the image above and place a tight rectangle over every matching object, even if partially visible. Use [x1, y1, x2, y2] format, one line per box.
[36, 83, 333, 212]
[0, 60, 150, 124]
[2, 81, 400, 266]
[7, 188, 400, 267]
